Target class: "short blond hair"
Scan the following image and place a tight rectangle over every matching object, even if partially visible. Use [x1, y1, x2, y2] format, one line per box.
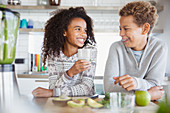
[119, 1, 158, 35]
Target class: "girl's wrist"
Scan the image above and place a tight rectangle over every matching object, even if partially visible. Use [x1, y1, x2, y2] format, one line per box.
[49, 89, 53, 97]
[67, 70, 73, 77]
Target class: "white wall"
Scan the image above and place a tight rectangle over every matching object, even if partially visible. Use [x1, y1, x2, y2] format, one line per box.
[157, 0, 170, 74]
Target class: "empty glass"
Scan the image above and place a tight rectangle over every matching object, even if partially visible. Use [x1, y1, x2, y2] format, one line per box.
[110, 92, 135, 113]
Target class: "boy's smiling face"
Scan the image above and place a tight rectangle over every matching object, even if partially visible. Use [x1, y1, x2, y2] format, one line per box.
[119, 15, 147, 51]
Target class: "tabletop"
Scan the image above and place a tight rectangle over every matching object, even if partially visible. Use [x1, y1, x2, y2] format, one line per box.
[21, 95, 159, 113]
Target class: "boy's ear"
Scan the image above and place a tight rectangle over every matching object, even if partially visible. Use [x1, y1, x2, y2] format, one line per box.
[142, 23, 150, 35]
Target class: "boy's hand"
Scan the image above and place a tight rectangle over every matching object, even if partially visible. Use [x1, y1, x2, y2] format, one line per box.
[113, 74, 137, 91]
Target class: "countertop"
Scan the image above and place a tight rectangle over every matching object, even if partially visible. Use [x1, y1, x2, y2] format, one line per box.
[17, 95, 159, 113]
[17, 72, 169, 86]
[17, 72, 103, 79]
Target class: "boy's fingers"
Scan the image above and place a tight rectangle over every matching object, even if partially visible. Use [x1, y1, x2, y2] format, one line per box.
[114, 79, 120, 85]
[113, 77, 119, 80]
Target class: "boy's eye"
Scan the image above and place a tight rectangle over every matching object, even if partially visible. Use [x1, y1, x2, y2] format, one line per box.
[124, 28, 129, 30]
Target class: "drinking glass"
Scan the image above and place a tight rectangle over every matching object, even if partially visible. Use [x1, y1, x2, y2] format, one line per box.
[77, 49, 91, 61]
[110, 92, 135, 113]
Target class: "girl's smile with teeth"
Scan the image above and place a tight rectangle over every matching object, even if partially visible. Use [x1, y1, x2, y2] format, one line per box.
[77, 38, 85, 44]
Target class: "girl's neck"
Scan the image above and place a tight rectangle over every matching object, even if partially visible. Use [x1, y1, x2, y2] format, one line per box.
[63, 45, 78, 57]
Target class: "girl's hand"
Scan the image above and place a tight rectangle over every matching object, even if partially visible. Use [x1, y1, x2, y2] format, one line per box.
[32, 87, 53, 97]
[67, 60, 90, 77]
[113, 74, 137, 91]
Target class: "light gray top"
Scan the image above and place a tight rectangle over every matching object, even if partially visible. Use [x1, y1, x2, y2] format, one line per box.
[104, 36, 168, 93]
[131, 49, 144, 63]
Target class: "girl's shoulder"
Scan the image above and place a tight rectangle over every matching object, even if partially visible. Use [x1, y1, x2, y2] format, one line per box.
[48, 50, 77, 63]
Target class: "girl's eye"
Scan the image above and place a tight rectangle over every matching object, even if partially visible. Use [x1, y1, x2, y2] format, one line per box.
[75, 28, 80, 30]
[124, 28, 128, 30]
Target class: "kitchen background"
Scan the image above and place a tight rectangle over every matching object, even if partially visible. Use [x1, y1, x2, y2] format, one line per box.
[1, 0, 170, 95]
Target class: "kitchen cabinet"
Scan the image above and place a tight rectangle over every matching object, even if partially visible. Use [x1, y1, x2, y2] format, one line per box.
[5, 5, 122, 11]
[17, 73, 104, 95]
[5, 4, 163, 11]
[17, 77, 49, 95]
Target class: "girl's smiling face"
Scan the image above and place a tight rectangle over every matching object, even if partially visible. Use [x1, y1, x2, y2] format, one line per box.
[64, 17, 87, 49]
[119, 15, 147, 51]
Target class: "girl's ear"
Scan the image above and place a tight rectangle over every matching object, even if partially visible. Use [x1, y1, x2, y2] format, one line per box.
[142, 23, 150, 35]
[63, 30, 67, 37]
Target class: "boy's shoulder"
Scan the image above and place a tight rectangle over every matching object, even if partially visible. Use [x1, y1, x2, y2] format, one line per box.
[149, 36, 167, 48]
[110, 40, 124, 49]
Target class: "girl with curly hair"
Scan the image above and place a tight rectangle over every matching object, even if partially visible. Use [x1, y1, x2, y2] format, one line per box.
[104, 1, 167, 100]
[32, 7, 96, 97]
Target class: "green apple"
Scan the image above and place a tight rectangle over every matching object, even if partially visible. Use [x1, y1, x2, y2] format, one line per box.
[135, 91, 151, 106]
[67, 99, 85, 108]
[87, 98, 103, 108]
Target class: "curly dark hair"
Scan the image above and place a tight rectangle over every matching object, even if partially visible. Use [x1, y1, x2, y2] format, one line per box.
[119, 1, 158, 35]
[42, 7, 96, 66]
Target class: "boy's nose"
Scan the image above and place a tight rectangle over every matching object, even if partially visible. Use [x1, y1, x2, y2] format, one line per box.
[120, 29, 125, 37]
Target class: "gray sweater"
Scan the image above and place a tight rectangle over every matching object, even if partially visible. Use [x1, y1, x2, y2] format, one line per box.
[104, 36, 168, 93]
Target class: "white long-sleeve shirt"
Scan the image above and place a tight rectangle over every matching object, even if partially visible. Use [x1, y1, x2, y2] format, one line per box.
[48, 50, 96, 96]
[104, 36, 168, 93]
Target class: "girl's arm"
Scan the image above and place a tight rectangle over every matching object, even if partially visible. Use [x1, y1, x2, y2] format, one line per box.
[48, 55, 96, 96]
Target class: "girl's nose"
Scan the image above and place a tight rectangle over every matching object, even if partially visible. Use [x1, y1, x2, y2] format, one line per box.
[81, 30, 87, 37]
